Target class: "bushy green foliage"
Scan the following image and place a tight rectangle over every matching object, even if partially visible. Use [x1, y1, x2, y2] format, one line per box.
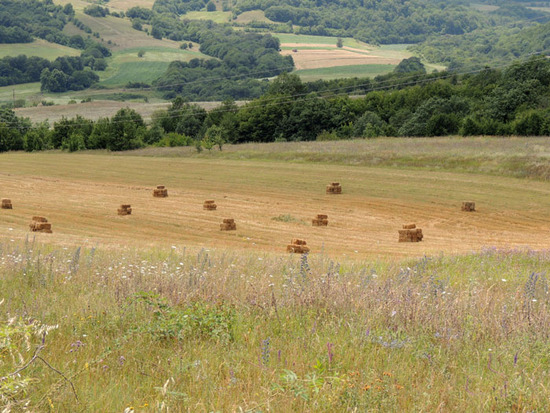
[129, 292, 235, 344]
[0, 0, 74, 46]
[154, 132, 193, 147]
[393, 57, 426, 74]
[149, 13, 293, 100]
[84, 5, 110, 18]
[230, 0, 537, 44]
[412, 20, 550, 70]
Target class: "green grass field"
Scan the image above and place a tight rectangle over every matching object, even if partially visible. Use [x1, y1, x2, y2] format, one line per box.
[0, 39, 80, 60]
[99, 47, 209, 87]
[295, 64, 397, 81]
[100, 61, 172, 86]
[234, 10, 275, 24]
[184, 10, 232, 23]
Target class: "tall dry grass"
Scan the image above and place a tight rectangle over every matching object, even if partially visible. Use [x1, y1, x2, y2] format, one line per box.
[1, 238, 550, 411]
[128, 136, 550, 181]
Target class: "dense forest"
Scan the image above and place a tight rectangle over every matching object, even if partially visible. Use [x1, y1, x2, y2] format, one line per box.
[0, 0, 75, 45]
[1, 56, 549, 153]
[412, 20, 550, 70]
[156, 0, 550, 45]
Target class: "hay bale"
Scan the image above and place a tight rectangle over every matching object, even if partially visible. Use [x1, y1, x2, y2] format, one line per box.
[316, 214, 328, 219]
[220, 222, 237, 231]
[153, 187, 168, 197]
[312, 218, 328, 226]
[203, 200, 217, 210]
[287, 239, 310, 253]
[1, 198, 12, 209]
[402, 223, 416, 229]
[29, 216, 52, 233]
[118, 205, 132, 215]
[326, 182, 342, 194]
[220, 218, 236, 230]
[287, 244, 310, 253]
[461, 201, 476, 212]
[398, 228, 423, 242]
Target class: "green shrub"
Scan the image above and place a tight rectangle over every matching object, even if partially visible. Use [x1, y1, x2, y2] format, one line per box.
[129, 293, 235, 344]
[316, 130, 339, 141]
[154, 132, 192, 147]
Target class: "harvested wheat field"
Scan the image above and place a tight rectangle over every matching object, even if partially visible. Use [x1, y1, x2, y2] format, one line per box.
[0, 151, 549, 259]
[280, 47, 401, 70]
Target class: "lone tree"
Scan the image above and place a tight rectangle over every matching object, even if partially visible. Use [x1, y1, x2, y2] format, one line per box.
[206, 1, 216, 11]
[336, 37, 343, 48]
[394, 56, 426, 74]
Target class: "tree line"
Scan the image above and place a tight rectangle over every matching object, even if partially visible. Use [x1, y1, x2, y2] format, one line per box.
[0, 44, 111, 91]
[412, 20, 550, 71]
[230, 0, 549, 44]
[1, 56, 549, 154]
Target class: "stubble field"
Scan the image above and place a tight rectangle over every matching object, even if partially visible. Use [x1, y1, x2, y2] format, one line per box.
[1, 140, 549, 260]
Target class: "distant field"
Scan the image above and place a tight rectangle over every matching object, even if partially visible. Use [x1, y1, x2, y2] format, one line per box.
[69, 14, 184, 51]
[100, 47, 209, 87]
[14, 101, 170, 123]
[274, 33, 371, 48]
[0, 39, 80, 60]
[1, 139, 549, 258]
[184, 11, 232, 23]
[275, 36, 443, 78]
[100, 61, 171, 86]
[294, 64, 397, 81]
[470, 2, 500, 12]
[282, 48, 402, 71]
[527, 6, 550, 12]
[13, 100, 237, 123]
[276, 35, 410, 78]
[234, 10, 275, 24]
[52, 0, 88, 12]
[108, 0, 156, 12]
[54, 0, 155, 13]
